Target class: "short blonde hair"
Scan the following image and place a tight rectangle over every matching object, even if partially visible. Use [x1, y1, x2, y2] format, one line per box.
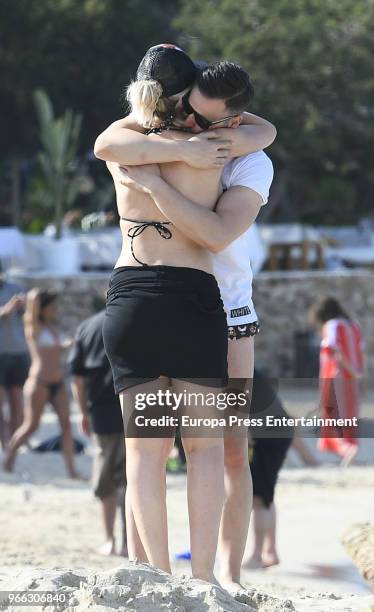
[126, 79, 181, 128]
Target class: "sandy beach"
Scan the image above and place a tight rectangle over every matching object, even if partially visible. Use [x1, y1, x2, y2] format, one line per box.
[1, 386, 373, 611]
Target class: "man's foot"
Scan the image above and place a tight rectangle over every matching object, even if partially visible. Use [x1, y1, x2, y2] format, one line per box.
[262, 552, 280, 567]
[96, 538, 116, 556]
[242, 554, 265, 569]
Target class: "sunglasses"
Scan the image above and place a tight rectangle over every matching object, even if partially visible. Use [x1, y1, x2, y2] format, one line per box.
[181, 93, 237, 131]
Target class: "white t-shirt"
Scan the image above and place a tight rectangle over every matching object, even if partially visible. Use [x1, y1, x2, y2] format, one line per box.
[213, 150, 274, 326]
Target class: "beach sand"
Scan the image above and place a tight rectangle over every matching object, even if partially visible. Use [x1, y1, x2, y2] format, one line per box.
[0, 386, 373, 611]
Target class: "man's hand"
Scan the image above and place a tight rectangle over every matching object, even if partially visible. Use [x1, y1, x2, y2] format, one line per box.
[182, 131, 232, 168]
[80, 413, 91, 437]
[118, 164, 162, 194]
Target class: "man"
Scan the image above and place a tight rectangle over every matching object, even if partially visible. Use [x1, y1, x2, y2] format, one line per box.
[95, 59, 274, 589]
[68, 309, 127, 556]
[0, 261, 29, 449]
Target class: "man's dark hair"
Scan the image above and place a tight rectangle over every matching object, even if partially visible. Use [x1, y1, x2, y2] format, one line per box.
[196, 61, 254, 113]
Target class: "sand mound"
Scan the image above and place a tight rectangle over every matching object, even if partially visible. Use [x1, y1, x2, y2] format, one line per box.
[0, 561, 296, 612]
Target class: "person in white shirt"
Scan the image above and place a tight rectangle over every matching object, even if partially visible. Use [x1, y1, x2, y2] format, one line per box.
[95, 58, 275, 591]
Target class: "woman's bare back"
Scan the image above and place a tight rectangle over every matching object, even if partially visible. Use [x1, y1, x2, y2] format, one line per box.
[108, 130, 223, 272]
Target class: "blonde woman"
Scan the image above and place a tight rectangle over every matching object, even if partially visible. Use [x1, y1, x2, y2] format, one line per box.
[4, 289, 79, 478]
[96, 44, 274, 584]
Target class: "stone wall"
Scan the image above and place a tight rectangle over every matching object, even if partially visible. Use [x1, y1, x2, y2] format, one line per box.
[252, 270, 374, 378]
[11, 270, 374, 378]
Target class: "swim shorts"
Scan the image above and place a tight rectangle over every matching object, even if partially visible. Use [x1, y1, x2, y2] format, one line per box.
[103, 266, 228, 393]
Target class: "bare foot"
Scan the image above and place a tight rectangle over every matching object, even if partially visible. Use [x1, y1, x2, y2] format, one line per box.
[219, 577, 245, 595]
[3, 455, 14, 472]
[193, 573, 222, 588]
[68, 471, 88, 481]
[96, 538, 116, 556]
[341, 445, 358, 467]
[242, 555, 265, 569]
[262, 552, 280, 567]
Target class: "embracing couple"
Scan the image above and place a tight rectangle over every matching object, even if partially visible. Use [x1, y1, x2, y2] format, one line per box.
[94, 44, 275, 589]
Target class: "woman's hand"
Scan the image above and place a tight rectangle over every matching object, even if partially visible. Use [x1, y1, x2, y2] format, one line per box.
[118, 164, 161, 194]
[183, 131, 232, 168]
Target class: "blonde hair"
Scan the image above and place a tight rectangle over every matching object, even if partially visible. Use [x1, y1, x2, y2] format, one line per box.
[126, 79, 180, 128]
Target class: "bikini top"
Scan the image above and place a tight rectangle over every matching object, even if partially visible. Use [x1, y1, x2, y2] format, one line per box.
[121, 124, 193, 266]
[38, 326, 66, 348]
[121, 217, 172, 266]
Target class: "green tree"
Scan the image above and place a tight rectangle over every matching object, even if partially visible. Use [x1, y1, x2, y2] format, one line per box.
[0, 0, 180, 225]
[33, 89, 83, 239]
[175, 0, 374, 224]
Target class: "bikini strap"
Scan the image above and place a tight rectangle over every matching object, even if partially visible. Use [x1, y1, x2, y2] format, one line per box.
[120, 218, 172, 266]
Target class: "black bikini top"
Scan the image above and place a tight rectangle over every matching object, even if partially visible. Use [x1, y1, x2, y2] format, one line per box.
[121, 123, 191, 266]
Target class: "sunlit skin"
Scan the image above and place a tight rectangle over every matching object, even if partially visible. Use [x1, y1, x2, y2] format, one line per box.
[174, 87, 242, 133]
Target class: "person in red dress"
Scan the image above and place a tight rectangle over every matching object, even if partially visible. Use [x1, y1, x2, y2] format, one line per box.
[310, 297, 364, 466]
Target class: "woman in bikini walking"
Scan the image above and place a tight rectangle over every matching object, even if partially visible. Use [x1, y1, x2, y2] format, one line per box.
[4, 289, 80, 478]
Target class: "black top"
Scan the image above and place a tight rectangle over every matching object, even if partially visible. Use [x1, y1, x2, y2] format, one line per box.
[67, 310, 123, 435]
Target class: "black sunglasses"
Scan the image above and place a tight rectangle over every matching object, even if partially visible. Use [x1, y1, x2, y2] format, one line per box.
[181, 93, 237, 130]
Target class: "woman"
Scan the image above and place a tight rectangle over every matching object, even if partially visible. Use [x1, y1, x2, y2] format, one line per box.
[310, 297, 364, 466]
[3, 289, 79, 478]
[99, 44, 272, 583]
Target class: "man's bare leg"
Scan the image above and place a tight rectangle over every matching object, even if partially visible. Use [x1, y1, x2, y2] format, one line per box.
[0, 386, 8, 450]
[261, 503, 279, 567]
[218, 336, 254, 592]
[243, 496, 271, 569]
[97, 494, 117, 555]
[292, 435, 319, 466]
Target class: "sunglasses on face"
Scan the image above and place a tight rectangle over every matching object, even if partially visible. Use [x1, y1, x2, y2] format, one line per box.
[181, 93, 238, 130]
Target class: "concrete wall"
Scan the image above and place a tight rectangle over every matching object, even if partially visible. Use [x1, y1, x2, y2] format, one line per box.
[11, 270, 373, 378]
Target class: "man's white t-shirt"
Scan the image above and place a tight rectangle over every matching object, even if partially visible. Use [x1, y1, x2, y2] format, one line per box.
[213, 150, 274, 326]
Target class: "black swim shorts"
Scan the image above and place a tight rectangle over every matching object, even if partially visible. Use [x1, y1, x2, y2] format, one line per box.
[102, 266, 228, 393]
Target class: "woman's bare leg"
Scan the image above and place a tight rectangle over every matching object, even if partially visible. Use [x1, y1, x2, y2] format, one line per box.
[175, 380, 225, 584]
[8, 386, 25, 437]
[121, 378, 175, 573]
[52, 386, 78, 478]
[3, 380, 47, 471]
[125, 488, 148, 561]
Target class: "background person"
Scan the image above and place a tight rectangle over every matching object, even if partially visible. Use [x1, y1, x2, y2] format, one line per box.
[3, 289, 80, 477]
[68, 308, 126, 557]
[310, 297, 364, 466]
[0, 261, 29, 449]
[243, 370, 294, 569]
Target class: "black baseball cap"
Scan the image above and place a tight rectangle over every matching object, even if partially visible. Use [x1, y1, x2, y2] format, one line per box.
[136, 44, 198, 97]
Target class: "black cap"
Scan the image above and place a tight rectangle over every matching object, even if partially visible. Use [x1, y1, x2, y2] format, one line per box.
[136, 44, 198, 97]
